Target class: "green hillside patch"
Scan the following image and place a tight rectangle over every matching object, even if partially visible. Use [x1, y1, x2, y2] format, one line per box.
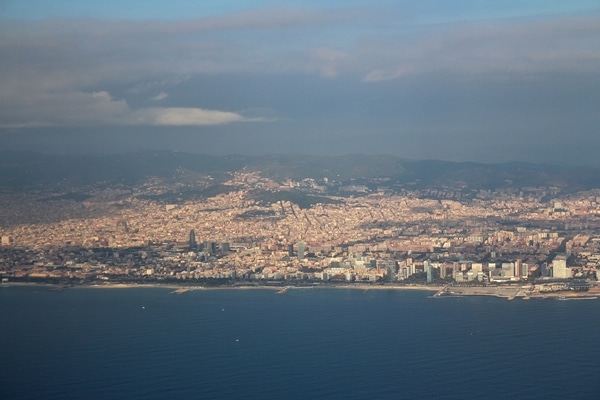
[250, 190, 341, 210]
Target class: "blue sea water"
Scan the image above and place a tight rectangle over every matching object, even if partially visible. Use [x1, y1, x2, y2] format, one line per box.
[1, 286, 599, 400]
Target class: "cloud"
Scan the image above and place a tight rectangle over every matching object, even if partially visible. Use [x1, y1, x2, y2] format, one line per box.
[150, 92, 169, 101]
[0, 10, 360, 128]
[0, 8, 598, 132]
[137, 107, 247, 126]
[0, 90, 256, 128]
[361, 15, 600, 82]
[92, 91, 112, 101]
[4, 9, 597, 92]
[0, 8, 369, 85]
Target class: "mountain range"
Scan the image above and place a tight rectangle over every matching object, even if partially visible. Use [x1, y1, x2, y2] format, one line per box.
[1, 151, 599, 193]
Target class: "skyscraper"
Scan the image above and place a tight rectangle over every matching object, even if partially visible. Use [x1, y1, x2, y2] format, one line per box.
[189, 229, 196, 251]
[426, 262, 433, 284]
[297, 242, 305, 260]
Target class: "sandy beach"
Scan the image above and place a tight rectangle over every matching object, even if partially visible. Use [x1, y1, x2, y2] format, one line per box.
[1, 281, 443, 293]
[3, 281, 597, 300]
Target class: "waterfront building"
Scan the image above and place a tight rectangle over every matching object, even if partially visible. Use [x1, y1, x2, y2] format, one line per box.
[471, 263, 483, 275]
[426, 261, 433, 284]
[501, 263, 514, 278]
[521, 263, 529, 279]
[552, 254, 570, 279]
[514, 260, 522, 278]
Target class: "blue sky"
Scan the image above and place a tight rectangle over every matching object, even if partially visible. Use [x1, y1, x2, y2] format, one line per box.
[2, 0, 598, 20]
[1, 1, 599, 164]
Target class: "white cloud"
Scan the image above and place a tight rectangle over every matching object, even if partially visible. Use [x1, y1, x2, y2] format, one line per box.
[137, 107, 246, 126]
[150, 92, 169, 101]
[92, 91, 112, 101]
[0, 90, 256, 128]
[1, 9, 599, 130]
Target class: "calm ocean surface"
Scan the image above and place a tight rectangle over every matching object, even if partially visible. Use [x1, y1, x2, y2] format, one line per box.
[1, 286, 599, 400]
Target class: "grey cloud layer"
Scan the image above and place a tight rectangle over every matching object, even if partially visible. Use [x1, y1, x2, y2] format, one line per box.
[0, 9, 599, 128]
[362, 16, 600, 81]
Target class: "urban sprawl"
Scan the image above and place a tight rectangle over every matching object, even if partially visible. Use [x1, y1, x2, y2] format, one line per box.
[2, 171, 600, 298]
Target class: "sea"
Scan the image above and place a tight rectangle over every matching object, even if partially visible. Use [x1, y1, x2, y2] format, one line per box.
[1, 286, 599, 400]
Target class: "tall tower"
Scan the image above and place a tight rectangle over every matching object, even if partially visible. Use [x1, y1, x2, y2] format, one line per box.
[189, 229, 196, 251]
[514, 259, 522, 278]
[426, 262, 433, 284]
[297, 242, 305, 260]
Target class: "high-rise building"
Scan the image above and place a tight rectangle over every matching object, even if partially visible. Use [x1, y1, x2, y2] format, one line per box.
[297, 242, 305, 260]
[189, 229, 196, 251]
[426, 262, 433, 284]
[220, 242, 230, 254]
[204, 241, 215, 255]
[514, 260, 522, 278]
[288, 244, 295, 257]
[521, 263, 529, 279]
[552, 254, 569, 279]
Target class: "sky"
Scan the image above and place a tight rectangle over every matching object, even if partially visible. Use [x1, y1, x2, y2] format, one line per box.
[1, 1, 599, 164]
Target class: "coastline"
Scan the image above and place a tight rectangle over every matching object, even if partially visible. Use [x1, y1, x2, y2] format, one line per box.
[0, 281, 443, 293]
[434, 285, 600, 300]
[2, 281, 598, 300]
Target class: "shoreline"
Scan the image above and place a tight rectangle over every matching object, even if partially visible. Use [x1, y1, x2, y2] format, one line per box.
[0, 281, 443, 293]
[2, 281, 598, 300]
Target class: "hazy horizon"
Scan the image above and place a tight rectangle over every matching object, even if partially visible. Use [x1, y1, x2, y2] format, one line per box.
[1, 1, 599, 165]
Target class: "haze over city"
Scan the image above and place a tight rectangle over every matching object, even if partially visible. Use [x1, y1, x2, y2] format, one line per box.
[1, 0, 599, 164]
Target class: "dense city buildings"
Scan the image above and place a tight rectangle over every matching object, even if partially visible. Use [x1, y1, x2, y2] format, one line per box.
[1, 164, 600, 298]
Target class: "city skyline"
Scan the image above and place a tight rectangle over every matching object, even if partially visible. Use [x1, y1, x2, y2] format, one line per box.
[2, 164, 598, 296]
[1, 1, 599, 164]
